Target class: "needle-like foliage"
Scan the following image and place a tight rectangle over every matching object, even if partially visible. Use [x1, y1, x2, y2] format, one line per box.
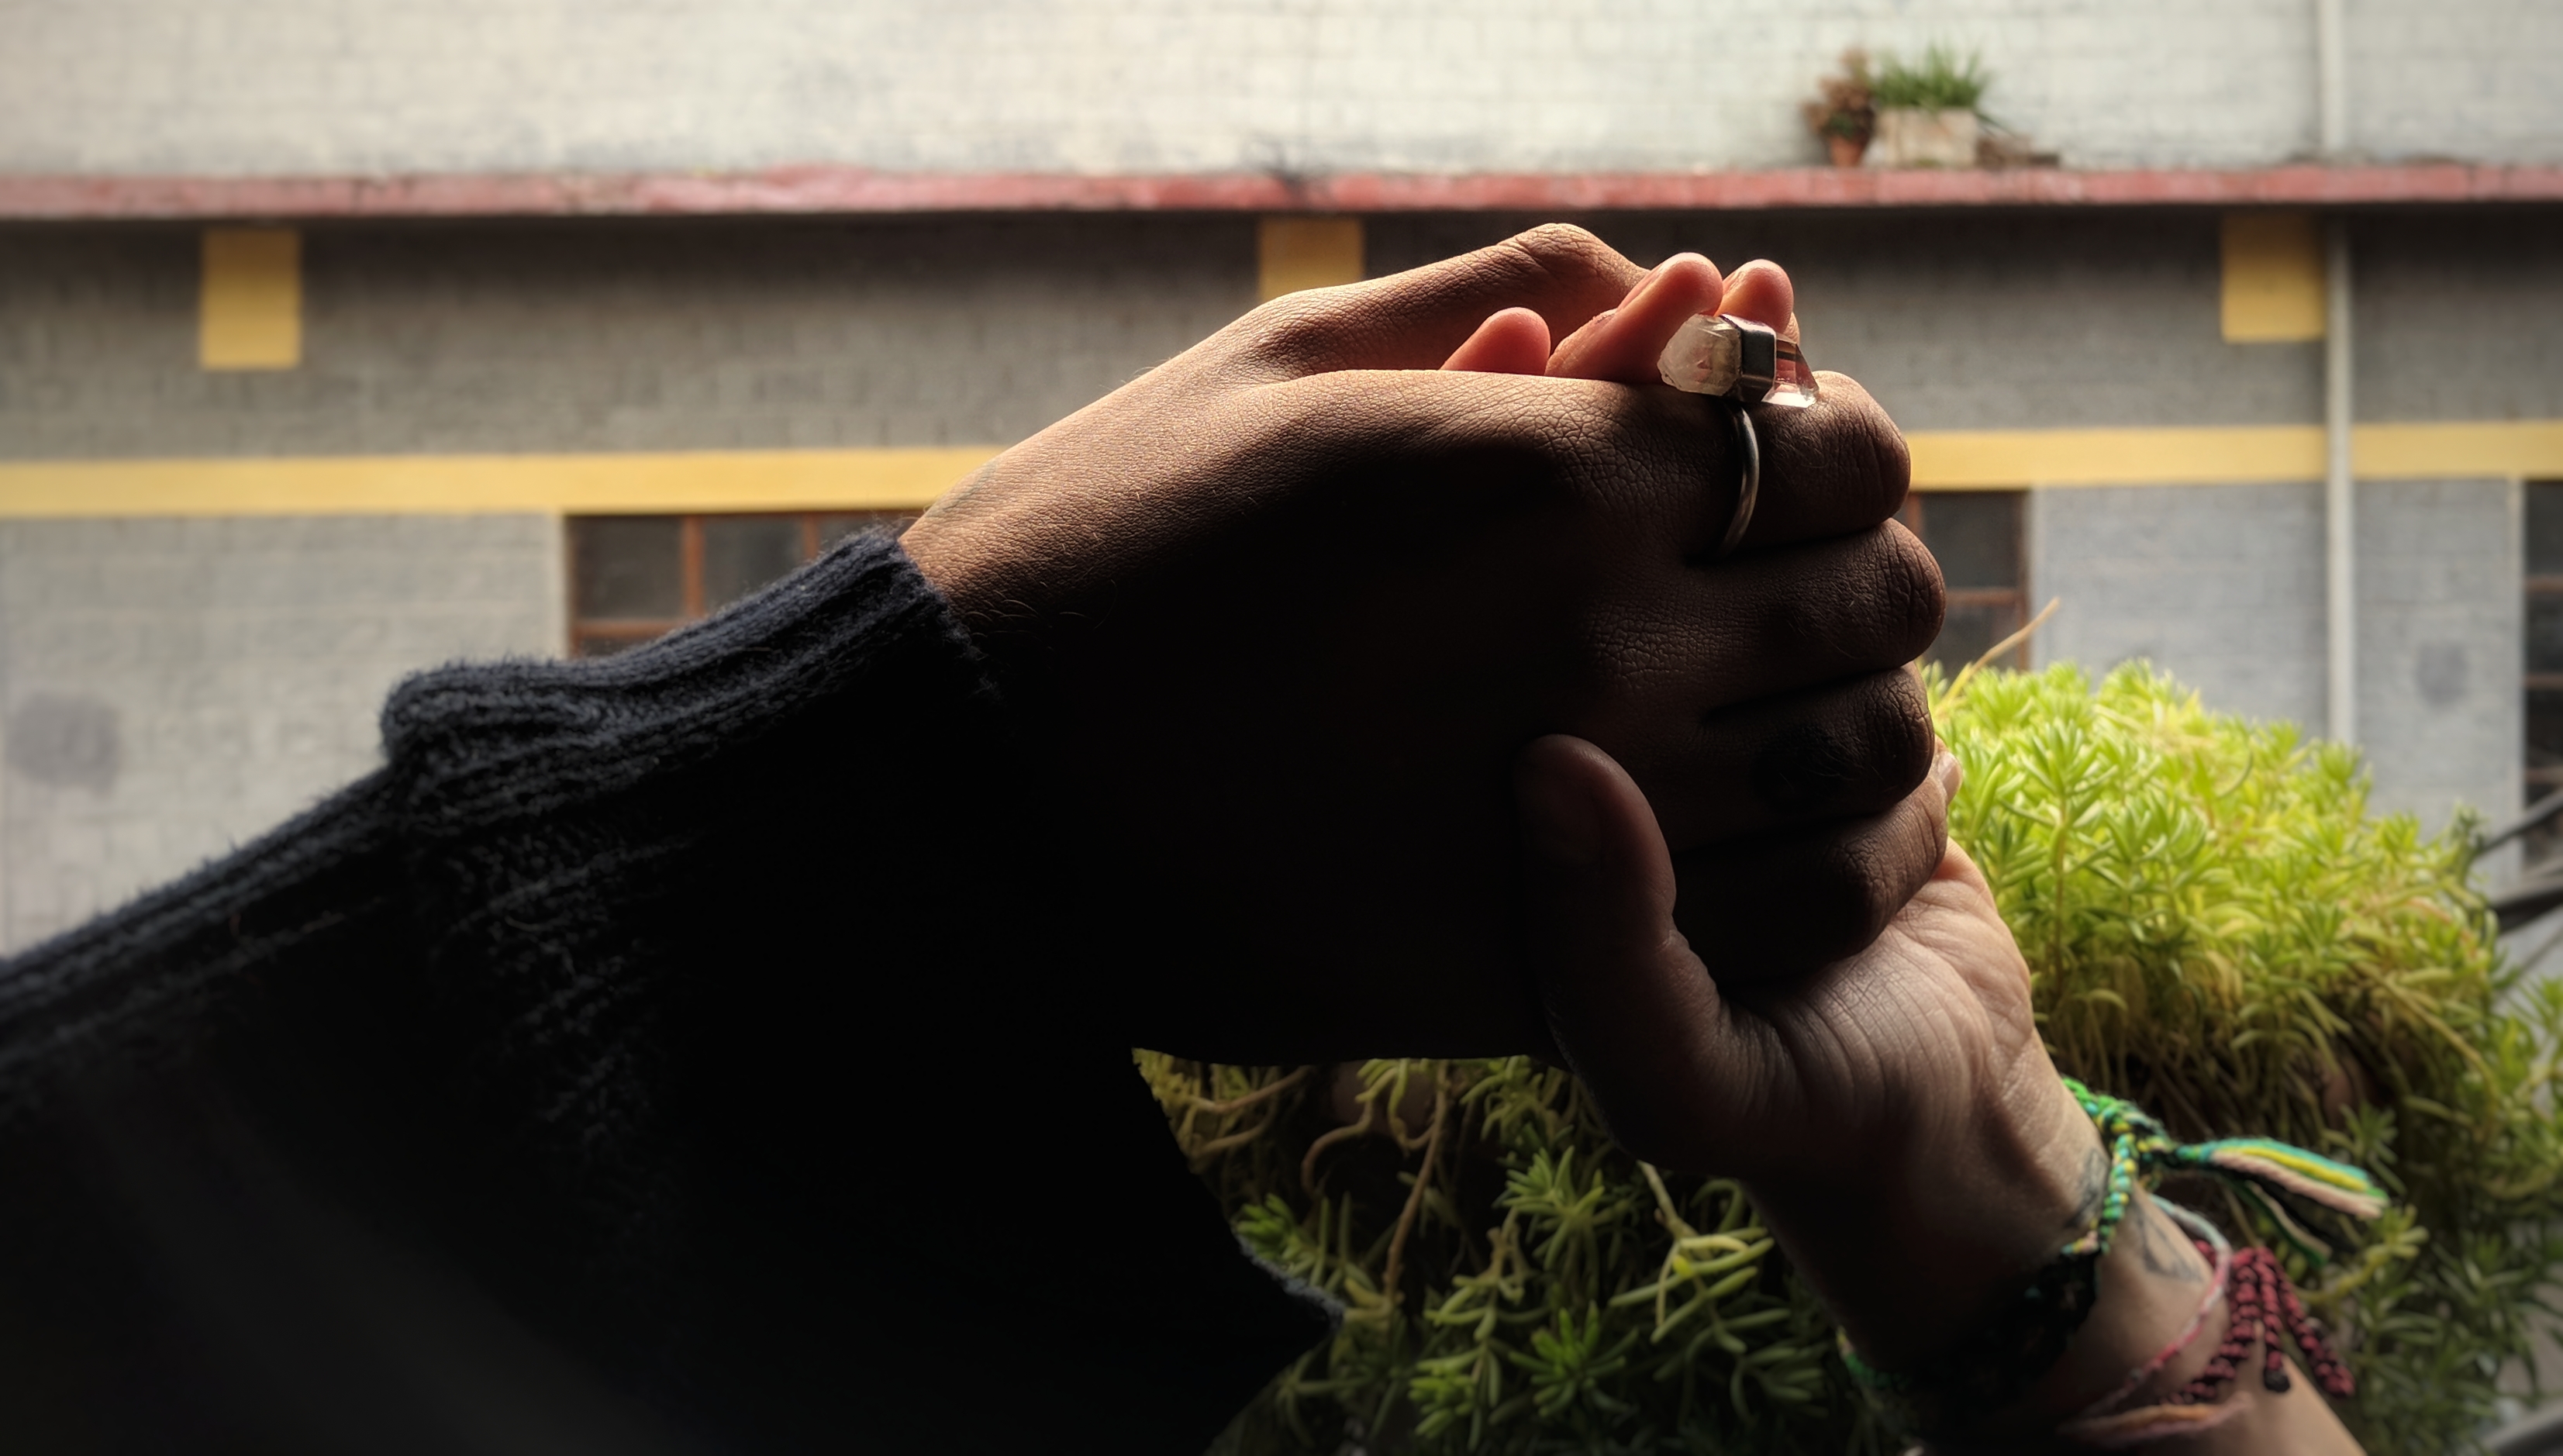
[1155, 662, 2563, 1454]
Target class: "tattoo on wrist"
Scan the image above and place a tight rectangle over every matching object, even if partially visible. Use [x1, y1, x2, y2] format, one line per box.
[2074, 1143, 2108, 1226]
[2133, 1197, 2206, 1284]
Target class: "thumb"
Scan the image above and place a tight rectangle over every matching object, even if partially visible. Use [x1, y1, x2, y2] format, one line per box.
[1515, 735, 1751, 1171]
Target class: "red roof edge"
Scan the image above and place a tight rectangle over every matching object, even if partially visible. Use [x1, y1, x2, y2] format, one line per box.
[3, 163, 2560, 222]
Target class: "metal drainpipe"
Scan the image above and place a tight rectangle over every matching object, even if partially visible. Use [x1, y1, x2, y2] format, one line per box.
[2318, 0, 2357, 743]
[2326, 222, 2356, 744]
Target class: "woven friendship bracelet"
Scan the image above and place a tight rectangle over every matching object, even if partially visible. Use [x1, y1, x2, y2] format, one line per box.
[2060, 1077, 2388, 1224]
[1840, 1077, 2386, 1442]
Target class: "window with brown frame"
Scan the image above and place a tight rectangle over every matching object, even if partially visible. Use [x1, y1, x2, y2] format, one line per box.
[1899, 490, 2028, 674]
[567, 512, 915, 657]
[2523, 482, 2563, 863]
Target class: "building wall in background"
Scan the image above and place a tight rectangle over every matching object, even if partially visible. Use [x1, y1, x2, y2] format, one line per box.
[2, 0, 2554, 181]
[2029, 477, 2524, 840]
[0, 216, 1257, 461]
[0, 514, 561, 951]
[1375, 211, 2334, 432]
[2355, 212, 2563, 424]
[15, 209, 2553, 465]
[0, 203, 2553, 947]
[2355, 478, 2521, 832]
[2027, 482, 2329, 730]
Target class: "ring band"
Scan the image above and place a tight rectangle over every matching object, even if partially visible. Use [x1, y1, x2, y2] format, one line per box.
[1716, 400, 1761, 558]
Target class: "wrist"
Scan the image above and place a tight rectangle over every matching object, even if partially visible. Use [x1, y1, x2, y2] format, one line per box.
[1748, 1072, 2099, 1371]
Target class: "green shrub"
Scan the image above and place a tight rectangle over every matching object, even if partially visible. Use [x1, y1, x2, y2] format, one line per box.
[1868, 46, 1991, 114]
[1152, 662, 2563, 1454]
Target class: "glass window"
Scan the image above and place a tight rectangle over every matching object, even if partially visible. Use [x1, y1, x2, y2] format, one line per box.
[1918, 492, 2021, 592]
[2523, 484, 2563, 864]
[567, 512, 916, 657]
[816, 512, 911, 549]
[702, 517, 806, 611]
[1899, 491, 2027, 675]
[2528, 595, 2563, 677]
[572, 516, 683, 622]
[2529, 482, 2563, 578]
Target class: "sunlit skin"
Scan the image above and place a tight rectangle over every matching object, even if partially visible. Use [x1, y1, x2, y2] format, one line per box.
[1439, 252, 1800, 380]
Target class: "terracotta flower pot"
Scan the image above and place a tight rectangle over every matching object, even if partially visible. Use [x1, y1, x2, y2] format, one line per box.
[1827, 134, 1868, 167]
[1868, 107, 1981, 167]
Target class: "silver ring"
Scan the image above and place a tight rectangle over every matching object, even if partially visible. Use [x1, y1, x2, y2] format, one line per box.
[1716, 401, 1761, 557]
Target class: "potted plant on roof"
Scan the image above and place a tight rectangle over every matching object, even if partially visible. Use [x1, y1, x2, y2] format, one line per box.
[1801, 50, 1875, 167]
[1868, 45, 1990, 167]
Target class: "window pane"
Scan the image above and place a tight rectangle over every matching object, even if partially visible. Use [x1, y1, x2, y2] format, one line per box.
[574, 633, 650, 659]
[2530, 594, 2563, 674]
[1919, 492, 2022, 591]
[2530, 691, 2563, 773]
[1927, 599, 2023, 675]
[573, 517, 682, 620]
[816, 512, 914, 549]
[702, 517, 806, 610]
[2531, 481, 2563, 577]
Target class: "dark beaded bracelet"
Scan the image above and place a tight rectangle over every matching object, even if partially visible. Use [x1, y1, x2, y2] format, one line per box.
[1839, 1077, 2383, 1442]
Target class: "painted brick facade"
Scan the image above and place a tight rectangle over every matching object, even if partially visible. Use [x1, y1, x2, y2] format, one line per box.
[0, 515, 561, 951]
[0, 217, 1256, 461]
[2031, 478, 2524, 842]
[12, 210, 2558, 465]
[2030, 482, 2330, 730]
[2355, 478, 2522, 833]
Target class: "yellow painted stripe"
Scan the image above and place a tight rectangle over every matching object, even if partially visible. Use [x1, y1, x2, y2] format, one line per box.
[1909, 419, 2563, 488]
[1, 420, 2559, 519]
[2351, 419, 2563, 480]
[1908, 426, 2325, 488]
[0, 447, 1002, 517]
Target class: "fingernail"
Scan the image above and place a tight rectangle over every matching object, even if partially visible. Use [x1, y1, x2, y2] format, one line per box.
[1520, 772, 1602, 869]
[1623, 253, 1706, 309]
[1933, 748, 1965, 800]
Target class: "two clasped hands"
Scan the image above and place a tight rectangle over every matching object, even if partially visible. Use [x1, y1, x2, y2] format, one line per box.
[902, 226, 2358, 1451]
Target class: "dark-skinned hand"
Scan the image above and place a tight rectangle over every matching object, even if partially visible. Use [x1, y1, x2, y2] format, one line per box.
[901, 226, 1944, 1063]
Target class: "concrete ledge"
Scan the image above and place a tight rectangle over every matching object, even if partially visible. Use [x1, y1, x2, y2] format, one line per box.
[5, 164, 2562, 223]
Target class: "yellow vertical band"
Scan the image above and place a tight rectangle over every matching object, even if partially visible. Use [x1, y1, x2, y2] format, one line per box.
[201, 228, 303, 370]
[1257, 216, 1365, 302]
[2220, 212, 2327, 343]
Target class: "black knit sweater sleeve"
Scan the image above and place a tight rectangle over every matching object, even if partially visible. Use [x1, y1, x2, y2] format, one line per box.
[0, 533, 1330, 1455]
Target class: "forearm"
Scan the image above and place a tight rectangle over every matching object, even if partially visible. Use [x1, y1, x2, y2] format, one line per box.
[1955, 1189, 2362, 1454]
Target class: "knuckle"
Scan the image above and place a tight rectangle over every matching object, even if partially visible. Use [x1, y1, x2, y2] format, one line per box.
[1848, 671, 1937, 798]
[1753, 530, 1943, 673]
[1812, 838, 1903, 957]
[1234, 286, 1368, 373]
[1775, 374, 1909, 526]
[1500, 223, 1616, 278]
[1739, 674, 1933, 821]
[1871, 523, 1947, 656]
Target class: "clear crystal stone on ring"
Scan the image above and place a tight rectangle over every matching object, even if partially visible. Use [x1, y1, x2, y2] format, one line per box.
[1657, 313, 1820, 408]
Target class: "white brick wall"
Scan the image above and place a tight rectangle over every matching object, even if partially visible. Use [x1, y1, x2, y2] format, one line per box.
[0, 515, 564, 953]
[2030, 482, 2330, 735]
[1, 0, 2553, 179]
[2030, 478, 2522, 840]
[2356, 478, 2522, 833]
